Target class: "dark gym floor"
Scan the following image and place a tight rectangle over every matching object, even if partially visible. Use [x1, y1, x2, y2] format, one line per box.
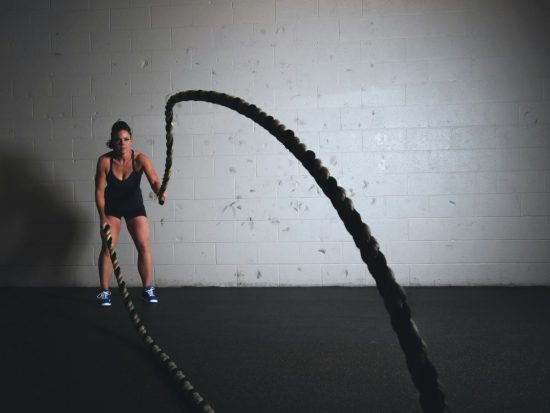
[2, 287, 549, 413]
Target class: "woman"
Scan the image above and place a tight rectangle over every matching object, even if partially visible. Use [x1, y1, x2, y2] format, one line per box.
[95, 120, 167, 307]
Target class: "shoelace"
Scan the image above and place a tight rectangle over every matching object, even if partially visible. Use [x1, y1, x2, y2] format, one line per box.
[144, 288, 155, 297]
[97, 291, 111, 299]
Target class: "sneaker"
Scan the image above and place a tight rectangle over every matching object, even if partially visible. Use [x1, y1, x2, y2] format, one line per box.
[142, 286, 158, 303]
[97, 290, 112, 307]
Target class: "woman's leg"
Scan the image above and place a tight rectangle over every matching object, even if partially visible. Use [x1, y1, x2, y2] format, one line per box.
[98, 216, 122, 290]
[126, 215, 153, 288]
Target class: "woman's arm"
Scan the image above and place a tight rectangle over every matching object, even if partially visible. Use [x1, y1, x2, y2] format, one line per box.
[138, 153, 167, 203]
[95, 156, 109, 227]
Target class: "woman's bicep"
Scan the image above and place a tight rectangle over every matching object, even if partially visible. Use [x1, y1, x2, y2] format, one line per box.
[140, 154, 160, 184]
[95, 158, 107, 191]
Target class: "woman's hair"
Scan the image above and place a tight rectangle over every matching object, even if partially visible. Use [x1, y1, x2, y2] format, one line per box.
[106, 120, 132, 149]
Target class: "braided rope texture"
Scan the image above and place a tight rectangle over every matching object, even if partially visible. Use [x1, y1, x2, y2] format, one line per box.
[101, 224, 215, 413]
[158, 90, 450, 413]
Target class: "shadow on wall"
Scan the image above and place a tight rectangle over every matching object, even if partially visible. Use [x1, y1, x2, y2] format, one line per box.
[0, 145, 83, 286]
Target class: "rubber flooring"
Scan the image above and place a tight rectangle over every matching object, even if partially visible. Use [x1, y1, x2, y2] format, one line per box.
[2, 287, 549, 413]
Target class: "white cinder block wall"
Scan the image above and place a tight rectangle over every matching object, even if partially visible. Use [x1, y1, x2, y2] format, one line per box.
[1, 0, 549, 286]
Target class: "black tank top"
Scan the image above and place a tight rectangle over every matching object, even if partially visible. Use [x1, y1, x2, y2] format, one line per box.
[105, 150, 144, 208]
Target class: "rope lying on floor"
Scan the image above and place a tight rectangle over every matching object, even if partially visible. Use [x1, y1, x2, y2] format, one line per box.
[101, 224, 215, 413]
[158, 90, 450, 413]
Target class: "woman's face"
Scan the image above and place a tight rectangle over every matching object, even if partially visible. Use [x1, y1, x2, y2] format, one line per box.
[113, 130, 132, 154]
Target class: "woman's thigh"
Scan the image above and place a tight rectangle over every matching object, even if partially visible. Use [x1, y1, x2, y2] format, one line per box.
[101, 215, 122, 248]
[126, 215, 150, 250]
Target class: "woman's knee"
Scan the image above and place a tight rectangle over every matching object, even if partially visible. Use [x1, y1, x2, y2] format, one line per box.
[136, 242, 150, 255]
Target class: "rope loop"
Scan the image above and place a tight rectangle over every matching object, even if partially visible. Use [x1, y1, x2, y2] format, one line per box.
[157, 90, 450, 413]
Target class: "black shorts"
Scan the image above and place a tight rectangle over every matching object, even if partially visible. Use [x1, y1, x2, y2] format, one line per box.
[105, 204, 147, 221]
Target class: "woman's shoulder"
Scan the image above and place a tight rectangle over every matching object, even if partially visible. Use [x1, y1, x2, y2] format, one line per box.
[95, 152, 113, 177]
[134, 150, 151, 164]
[97, 152, 113, 166]
[133, 151, 150, 173]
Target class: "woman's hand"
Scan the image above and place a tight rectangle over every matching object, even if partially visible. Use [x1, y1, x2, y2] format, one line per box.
[148, 191, 168, 203]
[99, 214, 109, 229]
[99, 217, 110, 242]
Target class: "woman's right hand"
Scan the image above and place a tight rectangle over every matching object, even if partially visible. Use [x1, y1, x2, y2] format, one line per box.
[100, 218, 110, 239]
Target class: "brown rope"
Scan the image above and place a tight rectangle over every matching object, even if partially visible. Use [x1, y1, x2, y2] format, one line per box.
[101, 224, 215, 413]
[158, 90, 450, 413]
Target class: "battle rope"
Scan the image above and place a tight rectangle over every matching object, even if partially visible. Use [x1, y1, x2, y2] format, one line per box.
[158, 90, 450, 413]
[101, 224, 215, 413]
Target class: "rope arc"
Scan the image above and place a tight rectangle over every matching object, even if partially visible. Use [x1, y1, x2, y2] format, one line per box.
[158, 90, 450, 413]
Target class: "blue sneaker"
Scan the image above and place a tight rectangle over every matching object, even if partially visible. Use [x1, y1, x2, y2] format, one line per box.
[142, 286, 158, 303]
[97, 290, 112, 307]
